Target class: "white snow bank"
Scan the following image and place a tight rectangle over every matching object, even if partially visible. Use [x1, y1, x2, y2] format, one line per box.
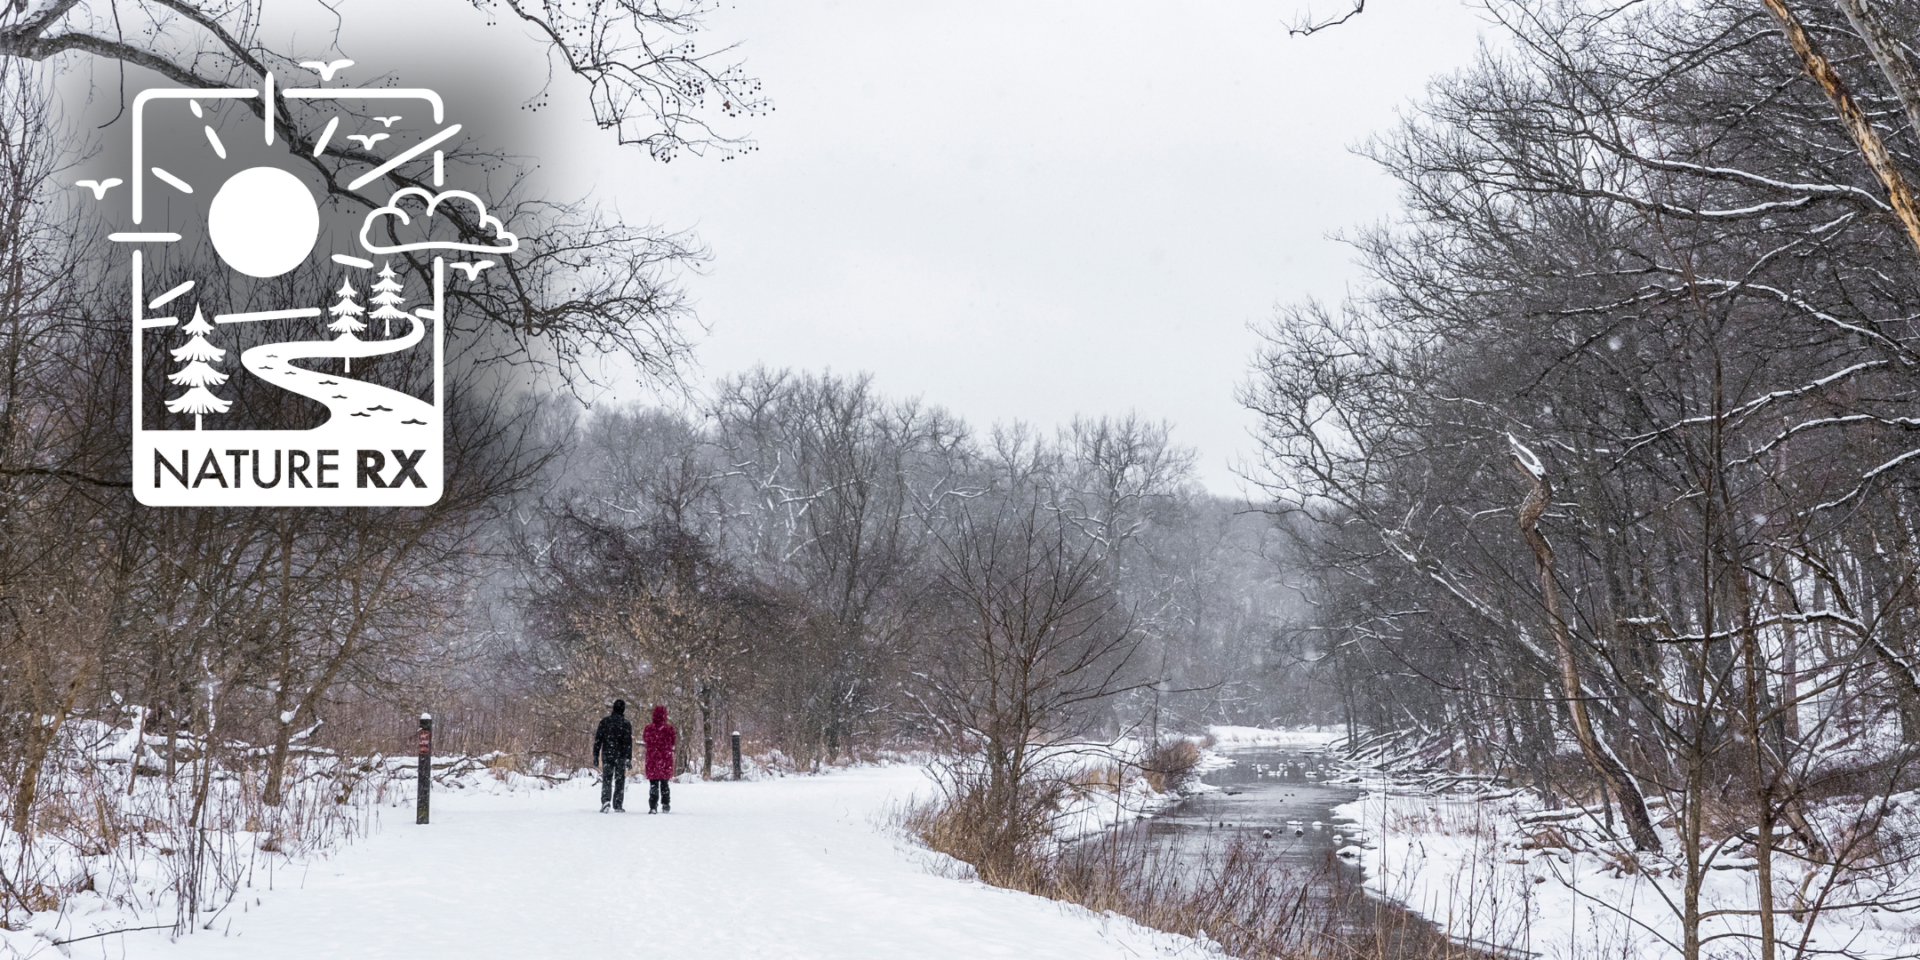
[82, 766, 1217, 960]
[1334, 780, 1920, 960]
[932, 739, 1188, 843]
[1205, 725, 1346, 749]
[1051, 768, 1182, 841]
[0, 720, 569, 960]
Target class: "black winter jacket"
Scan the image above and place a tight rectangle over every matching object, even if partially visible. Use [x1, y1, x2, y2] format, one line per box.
[593, 713, 633, 766]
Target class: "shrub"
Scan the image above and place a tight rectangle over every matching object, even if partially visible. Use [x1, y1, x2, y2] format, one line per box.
[1140, 738, 1201, 794]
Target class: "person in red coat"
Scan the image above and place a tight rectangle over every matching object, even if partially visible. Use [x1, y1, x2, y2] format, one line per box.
[642, 704, 678, 813]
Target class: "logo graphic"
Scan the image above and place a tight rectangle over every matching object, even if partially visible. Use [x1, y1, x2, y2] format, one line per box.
[93, 64, 516, 506]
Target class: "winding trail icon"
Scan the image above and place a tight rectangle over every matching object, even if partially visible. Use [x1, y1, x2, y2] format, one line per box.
[240, 310, 435, 430]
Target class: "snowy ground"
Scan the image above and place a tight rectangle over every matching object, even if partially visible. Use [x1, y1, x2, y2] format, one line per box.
[1334, 777, 1920, 960]
[1036, 738, 1188, 841]
[1204, 725, 1346, 750]
[47, 766, 1215, 960]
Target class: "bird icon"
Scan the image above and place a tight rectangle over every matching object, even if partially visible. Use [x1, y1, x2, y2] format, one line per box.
[74, 178, 123, 199]
[347, 133, 389, 150]
[450, 260, 496, 280]
[373, 116, 402, 127]
[299, 59, 354, 81]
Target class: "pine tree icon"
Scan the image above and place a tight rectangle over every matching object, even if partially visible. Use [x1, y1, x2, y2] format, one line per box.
[368, 261, 411, 338]
[328, 277, 368, 373]
[164, 306, 232, 430]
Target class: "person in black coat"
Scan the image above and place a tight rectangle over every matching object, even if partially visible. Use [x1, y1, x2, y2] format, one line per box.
[592, 699, 634, 812]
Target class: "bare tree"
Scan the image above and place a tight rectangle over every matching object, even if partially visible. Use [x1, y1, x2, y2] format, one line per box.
[711, 369, 963, 762]
[1246, 4, 1920, 955]
[914, 430, 1146, 879]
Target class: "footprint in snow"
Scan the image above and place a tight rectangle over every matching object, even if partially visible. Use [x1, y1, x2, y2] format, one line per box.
[332, 394, 348, 399]
[401, 419, 427, 425]
[319, 379, 337, 385]
[284, 371, 297, 376]
[350, 412, 370, 417]
[367, 405, 392, 412]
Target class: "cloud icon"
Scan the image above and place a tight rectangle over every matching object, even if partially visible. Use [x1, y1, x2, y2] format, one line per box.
[359, 187, 521, 256]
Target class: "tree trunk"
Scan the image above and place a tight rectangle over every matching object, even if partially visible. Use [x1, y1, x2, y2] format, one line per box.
[188, 680, 216, 831]
[10, 657, 92, 837]
[1742, 596, 1778, 960]
[165, 699, 178, 779]
[1833, 0, 1920, 143]
[263, 520, 298, 807]
[261, 701, 296, 807]
[1683, 744, 1706, 960]
[1761, 0, 1920, 263]
[1770, 554, 1802, 743]
[1516, 460, 1663, 852]
[124, 704, 147, 797]
[11, 724, 53, 838]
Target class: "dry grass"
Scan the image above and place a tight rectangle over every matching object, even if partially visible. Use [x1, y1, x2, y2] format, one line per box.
[1382, 800, 1495, 840]
[1069, 763, 1125, 794]
[486, 751, 519, 781]
[900, 776, 1064, 887]
[1141, 739, 1203, 794]
[900, 782, 1489, 960]
[1048, 832, 1345, 958]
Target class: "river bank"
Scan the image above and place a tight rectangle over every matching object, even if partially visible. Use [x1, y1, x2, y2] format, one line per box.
[1062, 726, 1489, 960]
[1334, 774, 1920, 960]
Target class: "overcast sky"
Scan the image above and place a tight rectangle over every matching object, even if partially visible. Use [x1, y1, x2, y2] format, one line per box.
[311, 2, 1493, 494]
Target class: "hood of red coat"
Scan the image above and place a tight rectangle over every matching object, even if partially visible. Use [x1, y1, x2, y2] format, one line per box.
[651, 705, 668, 723]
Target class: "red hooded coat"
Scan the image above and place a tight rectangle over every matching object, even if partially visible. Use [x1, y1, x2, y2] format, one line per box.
[642, 705, 677, 780]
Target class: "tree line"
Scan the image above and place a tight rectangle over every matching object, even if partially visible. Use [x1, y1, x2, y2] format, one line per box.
[490, 373, 1295, 777]
[1245, 2, 1920, 956]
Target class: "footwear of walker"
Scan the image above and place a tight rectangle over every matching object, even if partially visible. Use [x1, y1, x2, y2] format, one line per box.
[662, 806, 670, 814]
[600, 802, 611, 813]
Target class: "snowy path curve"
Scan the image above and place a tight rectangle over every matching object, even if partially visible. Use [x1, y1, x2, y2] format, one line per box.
[240, 312, 435, 430]
[116, 767, 1202, 960]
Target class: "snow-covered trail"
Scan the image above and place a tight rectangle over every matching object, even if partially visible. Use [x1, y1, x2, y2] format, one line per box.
[115, 767, 1201, 960]
[240, 312, 435, 431]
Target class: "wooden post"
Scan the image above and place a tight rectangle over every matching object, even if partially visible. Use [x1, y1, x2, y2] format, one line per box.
[416, 713, 432, 825]
[731, 731, 742, 780]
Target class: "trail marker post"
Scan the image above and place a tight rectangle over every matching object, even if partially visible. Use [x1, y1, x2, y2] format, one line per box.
[416, 713, 432, 824]
[731, 731, 742, 780]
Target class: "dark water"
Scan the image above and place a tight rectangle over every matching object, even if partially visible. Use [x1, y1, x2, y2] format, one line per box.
[1108, 744, 1491, 959]
[1141, 745, 1366, 873]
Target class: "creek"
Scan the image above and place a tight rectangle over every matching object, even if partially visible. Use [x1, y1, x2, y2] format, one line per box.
[1149, 744, 1367, 873]
[1109, 741, 1491, 959]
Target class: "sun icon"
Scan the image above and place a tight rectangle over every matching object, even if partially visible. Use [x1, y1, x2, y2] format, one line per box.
[208, 166, 320, 278]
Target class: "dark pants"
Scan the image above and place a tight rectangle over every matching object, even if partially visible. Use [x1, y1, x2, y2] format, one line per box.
[649, 778, 670, 811]
[601, 762, 627, 809]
